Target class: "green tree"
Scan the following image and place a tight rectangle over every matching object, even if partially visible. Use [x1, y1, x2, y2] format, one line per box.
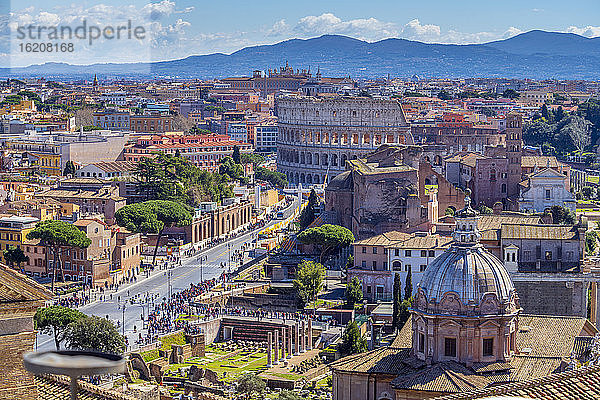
[398, 298, 413, 327]
[133, 153, 233, 205]
[236, 373, 266, 399]
[345, 276, 363, 307]
[581, 186, 596, 200]
[64, 316, 125, 354]
[339, 321, 367, 356]
[3, 245, 28, 269]
[404, 267, 413, 300]
[437, 90, 452, 100]
[293, 260, 325, 309]
[63, 161, 76, 176]
[557, 115, 592, 153]
[502, 89, 520, 99]
[586, 231, 599, 255]
[523, 120, 554, 146]
[278, 390, 301, 400]
[34, 306, 85, 350]
[219, 156, 244, 181]
[26, 220, 92, 291]
[299, 189, 318, 230]
[541, 104, 552, 122]
[345, 254, 354, 271]
[255, 166, 288, 188]
[444, 207, 455, 216]
[297, 224, 355, 263]
[547, 205, 576, 225]
[241, 153, 265, 166]
[392, 272, 402, 330]
[232, 145, 241, 164]
[115, 200, 192, 266]
[555, 106, 565, 122]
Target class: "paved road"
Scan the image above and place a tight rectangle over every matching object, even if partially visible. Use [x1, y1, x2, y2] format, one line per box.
[36, 200, 298, 351]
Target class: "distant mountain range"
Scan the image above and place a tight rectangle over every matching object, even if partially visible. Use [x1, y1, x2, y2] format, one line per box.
[2, 30, 600, 80]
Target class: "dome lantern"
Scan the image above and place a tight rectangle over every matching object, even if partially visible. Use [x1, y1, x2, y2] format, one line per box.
[452, 189, 481, 245]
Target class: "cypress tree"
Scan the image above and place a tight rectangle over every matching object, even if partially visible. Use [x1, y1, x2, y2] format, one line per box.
[404, 267, 413, 300]
[392, 272, 402, 330]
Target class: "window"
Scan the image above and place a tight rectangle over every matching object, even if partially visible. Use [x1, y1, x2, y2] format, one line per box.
[373, 247, 377, 254]
[429, 250, 435, 257]
[395, 249, 400, 256]
[372, 261, 377, 269]
[362, 247, 367, 254]
[420, 264, 427, 272]
[383, 261, 388, 269]
[405, 265, 411, 272]
[362, 260, 367, 268]
[483, 338, 494, 357]
[545, 251, 552, 260]
[366, 286, 372, 294]
[545, 189, 551, 200]
[405, 250, 411, 257]
[418, 333, 425, 353]
[444, 337, 457, 358]
[421, 250, 427, 257]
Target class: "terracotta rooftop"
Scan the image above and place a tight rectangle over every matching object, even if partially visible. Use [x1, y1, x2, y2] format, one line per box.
[86, 161, 137, 173]
[36, 375, 136, 400]
[501, 224, 579, 241]
[331, 314, 597, 395]
[434, 364, 600, 400]
[354, 231, 412, 246]
[0, 263, 53, 303]
[521, 155, 564, 169]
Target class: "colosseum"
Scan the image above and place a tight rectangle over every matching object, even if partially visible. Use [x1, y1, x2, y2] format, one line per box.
[276, 95, 413, 185]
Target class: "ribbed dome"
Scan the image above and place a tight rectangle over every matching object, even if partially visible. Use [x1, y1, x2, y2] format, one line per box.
[418, 244, 515, 307]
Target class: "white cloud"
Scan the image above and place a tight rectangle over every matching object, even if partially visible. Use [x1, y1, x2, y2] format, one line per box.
[402, 19, 440, 41]
[566, 25, 600, 38]
[293, 13, 398, 41]
[267, 19, 288, 37]
[502, 27, 524, 38]
[142, 0, 177, 21]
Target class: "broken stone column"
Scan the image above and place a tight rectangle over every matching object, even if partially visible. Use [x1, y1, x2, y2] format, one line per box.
[274, 330, 280, 365]
[300, 320, 306, 353]
[294, 322, 300, 355]
[308, 319, 313, 351]
[287, 325, 293, 359]
[267, 331, 273, 368]
[280, 327, 286, 362]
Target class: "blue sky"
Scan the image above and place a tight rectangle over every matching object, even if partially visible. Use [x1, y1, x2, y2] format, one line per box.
[2, 0, 600, 66]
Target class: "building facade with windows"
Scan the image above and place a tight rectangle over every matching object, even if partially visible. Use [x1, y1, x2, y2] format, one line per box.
[349, 232, 452, 302]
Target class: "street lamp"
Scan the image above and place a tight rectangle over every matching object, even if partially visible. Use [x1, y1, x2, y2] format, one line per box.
[227, 243, 232, 270]
[121, 304, 126, 336]
[164, 270, 173, 299]
[198, 255, 207, 283]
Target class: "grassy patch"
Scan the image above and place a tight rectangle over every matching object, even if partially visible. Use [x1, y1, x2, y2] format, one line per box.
[141, 349, 160, 363]
[160, 332, 186, 351]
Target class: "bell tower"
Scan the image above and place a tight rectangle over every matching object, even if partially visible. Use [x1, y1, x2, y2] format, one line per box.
[506, 112, 523, 199]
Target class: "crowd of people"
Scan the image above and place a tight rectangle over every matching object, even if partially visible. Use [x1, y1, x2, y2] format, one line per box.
[136, 274, 228, 346]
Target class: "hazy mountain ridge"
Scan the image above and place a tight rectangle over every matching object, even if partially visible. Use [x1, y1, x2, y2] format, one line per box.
[2, 30, 599, 80]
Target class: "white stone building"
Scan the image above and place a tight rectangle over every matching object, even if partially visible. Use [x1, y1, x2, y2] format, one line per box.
[519, 168, 576, 212]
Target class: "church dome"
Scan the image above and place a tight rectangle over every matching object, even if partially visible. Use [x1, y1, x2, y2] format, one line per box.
[417, 244, 515, 308]
[415, 190, 518, 315]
